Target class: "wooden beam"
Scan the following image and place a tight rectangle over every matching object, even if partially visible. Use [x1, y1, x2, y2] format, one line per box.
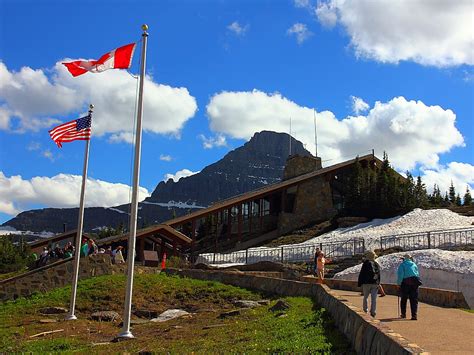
[238, 204, 242, 243]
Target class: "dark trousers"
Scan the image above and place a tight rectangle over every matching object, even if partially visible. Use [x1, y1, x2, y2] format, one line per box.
[400, 284, 419, 317]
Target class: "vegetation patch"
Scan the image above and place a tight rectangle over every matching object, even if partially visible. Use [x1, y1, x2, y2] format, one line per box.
[0, 273, 352, 353]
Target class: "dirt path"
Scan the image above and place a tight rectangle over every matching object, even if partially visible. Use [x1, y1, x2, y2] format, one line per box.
[329, 289, 474, 354]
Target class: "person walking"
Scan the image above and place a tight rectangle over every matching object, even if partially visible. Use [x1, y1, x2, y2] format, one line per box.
[357, 250, 381, 317]
[397, 254, 421, 320]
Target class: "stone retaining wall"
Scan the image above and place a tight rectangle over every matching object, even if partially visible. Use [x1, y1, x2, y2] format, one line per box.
[0, 254, 126, 301]
[165, 268, 425, 354]
[320, 278, 469, 309]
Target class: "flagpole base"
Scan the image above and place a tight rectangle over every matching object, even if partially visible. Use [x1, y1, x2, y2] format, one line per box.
[65, 314, 77, 321]
[117, 330, 134, 339]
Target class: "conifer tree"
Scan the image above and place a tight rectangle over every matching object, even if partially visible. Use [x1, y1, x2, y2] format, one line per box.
[449, 181, 456, 204]
[464, 186, 473, 206]
[455, 194, 462, 206]
[415, 176, 428, 208]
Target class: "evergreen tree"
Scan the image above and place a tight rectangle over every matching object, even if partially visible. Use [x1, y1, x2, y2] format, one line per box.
[463, 186, 472, 206]
[449, 181, 456, 204]
[455, 194, 462, 206]
[414, 176, 428, 208]
[444, 192, 450, 204]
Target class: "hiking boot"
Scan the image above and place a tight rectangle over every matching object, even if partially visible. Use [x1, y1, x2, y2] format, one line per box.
[411, 316, 417, 320]
[400, 314, 406, 319]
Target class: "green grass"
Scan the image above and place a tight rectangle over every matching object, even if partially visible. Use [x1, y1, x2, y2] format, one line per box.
[0, 273, 352, 353]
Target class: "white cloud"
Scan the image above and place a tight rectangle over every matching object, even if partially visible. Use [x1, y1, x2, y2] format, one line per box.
[227, 21, 249, 36]
[287, 23, 313, 44]
[206, 90, 465, 172]
[315, 1, 337, 28]
[198, 133, 227, 149]
[0, 61, 198, 140]
[294, 0, 312, 9]
[164, 169, 199, 183]
[315, 0, 474, 67]
[159, 154, 172, 162]
[421, 162, 474, 196]
[350, 96, 369, 115]
[0, 171, 150, 216]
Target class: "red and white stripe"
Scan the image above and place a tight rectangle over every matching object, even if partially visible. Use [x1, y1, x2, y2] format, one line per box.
[63, 43, 136, 77]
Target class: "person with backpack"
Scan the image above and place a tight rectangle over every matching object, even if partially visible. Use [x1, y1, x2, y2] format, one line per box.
[358, 250, 381, 317]
[397, 254, 421, 320]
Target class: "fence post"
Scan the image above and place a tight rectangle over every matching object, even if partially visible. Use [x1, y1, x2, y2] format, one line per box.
[353, 239, 356, 255]
[245, 249, 248, 264]
[362, 239, 365, 253]
[427, 232, 431, 249]
[281, 247, 284, 263]
[213, 253, 216, 264]
[319, 242, 323, 251]
[380, 237, 383, 251]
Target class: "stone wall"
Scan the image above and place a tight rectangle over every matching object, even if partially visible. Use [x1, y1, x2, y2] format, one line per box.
[0, 254, 126, 301]
[279, 176, 337, 234]
[283, 155, 322, 180]
[165, 268, 425, 354]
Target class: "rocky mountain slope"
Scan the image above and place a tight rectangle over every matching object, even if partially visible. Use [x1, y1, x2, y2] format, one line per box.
[2, 131, 311, 233]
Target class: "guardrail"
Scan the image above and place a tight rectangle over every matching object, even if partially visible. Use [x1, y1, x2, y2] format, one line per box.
[196, 226, 474, 266]
[379, 227, 474, 251]
[196, 238, 365, 265]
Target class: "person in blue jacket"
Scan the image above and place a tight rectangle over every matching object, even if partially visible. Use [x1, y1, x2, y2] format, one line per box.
[397, 254, 421, 320]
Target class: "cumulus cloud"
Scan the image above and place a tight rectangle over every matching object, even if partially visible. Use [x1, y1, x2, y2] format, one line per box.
[26, 141, 57, 161]
[227, 21, 249, 36]
[350, 96, 369, 115]
[164, 169, 199, 183]
[0, 61, 198, 140]
[159, 154, 172, 162]
[294, 0, 312, 9]
[206, 90, 465, 171]
[287, 23, 313, 44]
[0, 171, 150, 216]
[421, 162, 474, 196]
[198, 133, 227, 149]
[315, 0, 474, 67]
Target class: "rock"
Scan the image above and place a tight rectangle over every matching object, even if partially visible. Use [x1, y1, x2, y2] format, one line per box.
[90, 311, 121, 322]
[257, 300, 270, 305]
[233, 300, 261, 308]
[39, 306, 68, 314]
[133, 309, 159, 319]
[218, 309, 241, 318]
[269, 300, 290, 312]
[277, 313, 288, 318]
[150, 309, 189, 323]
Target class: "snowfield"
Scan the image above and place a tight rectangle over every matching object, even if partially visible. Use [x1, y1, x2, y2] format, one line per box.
[304, 208, 474, 250]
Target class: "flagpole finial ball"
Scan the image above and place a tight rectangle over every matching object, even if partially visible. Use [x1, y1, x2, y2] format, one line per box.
[142, 24, 148, 32]
[89, 104, 94, 111]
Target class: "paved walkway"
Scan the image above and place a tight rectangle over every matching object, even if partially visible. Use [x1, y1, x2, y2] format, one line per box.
[329, 289, 474, 354]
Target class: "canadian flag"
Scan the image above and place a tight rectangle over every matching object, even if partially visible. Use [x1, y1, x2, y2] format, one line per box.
[63, 43, 136, 77]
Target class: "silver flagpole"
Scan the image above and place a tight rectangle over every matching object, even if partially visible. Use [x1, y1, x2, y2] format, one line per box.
[65, 103, 94, 321]
[118, 24, 148, 339]
[313, 108, 318, 158]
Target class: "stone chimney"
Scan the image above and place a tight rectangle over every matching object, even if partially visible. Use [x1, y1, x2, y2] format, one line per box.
[283, 155, 322, 180]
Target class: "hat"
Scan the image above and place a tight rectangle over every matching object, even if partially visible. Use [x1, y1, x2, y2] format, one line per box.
[365, 250, 377, 261]
[403, 254, 412, 260]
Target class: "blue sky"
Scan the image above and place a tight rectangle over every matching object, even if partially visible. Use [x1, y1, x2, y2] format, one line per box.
[0, 0, 473, 225]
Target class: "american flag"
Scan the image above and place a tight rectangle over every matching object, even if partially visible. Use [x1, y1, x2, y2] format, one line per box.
[49, 115, 92, 148]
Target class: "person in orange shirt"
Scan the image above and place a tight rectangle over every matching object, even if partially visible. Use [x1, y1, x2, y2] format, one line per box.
[316, 252, 326, 283]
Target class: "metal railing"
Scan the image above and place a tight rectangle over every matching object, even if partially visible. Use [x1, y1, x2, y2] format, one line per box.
[379, 227, 474, 251]
[196, 238, 364, 265]
[196, 226, 474, 266]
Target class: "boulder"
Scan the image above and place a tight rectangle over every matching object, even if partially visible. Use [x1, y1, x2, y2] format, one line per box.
[151, 309, 189, 323]
[269, 299, 290, 312]
[218, 309, 241, 318]
[233, 300, 261, 308]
